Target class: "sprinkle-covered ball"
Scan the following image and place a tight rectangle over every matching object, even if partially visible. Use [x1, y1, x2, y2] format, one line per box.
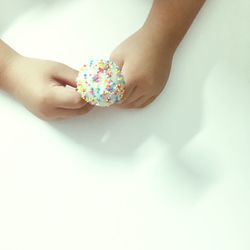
[76, 59, 126, 107]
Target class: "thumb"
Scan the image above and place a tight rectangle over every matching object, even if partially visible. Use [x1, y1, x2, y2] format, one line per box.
[117, 61, 136, 103]
[110, 53, 132, 103]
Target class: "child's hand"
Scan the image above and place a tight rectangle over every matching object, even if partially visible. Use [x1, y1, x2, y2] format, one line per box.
[2, 55, 92, 120]
[110, 26, 174, 108]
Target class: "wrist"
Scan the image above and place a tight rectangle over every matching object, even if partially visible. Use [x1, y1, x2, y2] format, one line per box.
[140, 22, 178, 57]
[0, 40, 20, 92]
[143, 0, 205, 54]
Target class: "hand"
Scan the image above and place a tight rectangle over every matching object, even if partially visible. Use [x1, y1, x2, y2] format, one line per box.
[110, 26, 174, 109]
[2, 55, 92, 120]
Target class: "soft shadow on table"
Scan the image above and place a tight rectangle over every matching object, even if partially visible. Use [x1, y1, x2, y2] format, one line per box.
[48, 73, 205, 157]
[48, 0, 233, 194]
[49, 17, 224, 160]
[7, 0, 230, 196]
[49, 40, 222, 196]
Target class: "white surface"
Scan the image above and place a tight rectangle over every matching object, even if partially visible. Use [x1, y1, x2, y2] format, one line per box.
[0, 0, 250, 249]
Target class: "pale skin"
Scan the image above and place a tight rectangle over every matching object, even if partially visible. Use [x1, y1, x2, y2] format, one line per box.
[0, 0, 204, 120]
[0, 41, 92, 120]
[111, 0, 205, 108]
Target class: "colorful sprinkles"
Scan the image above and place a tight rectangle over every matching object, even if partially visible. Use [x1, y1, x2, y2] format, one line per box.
[76, 59, 126, 107]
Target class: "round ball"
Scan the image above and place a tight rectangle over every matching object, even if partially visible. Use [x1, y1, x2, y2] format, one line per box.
[76, 59, 126, 107]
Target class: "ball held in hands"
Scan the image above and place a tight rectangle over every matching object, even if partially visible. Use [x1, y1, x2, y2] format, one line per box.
[76, 59, 126, 107]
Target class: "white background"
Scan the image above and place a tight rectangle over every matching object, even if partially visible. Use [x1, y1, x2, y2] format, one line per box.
[0, 0, 250, 249]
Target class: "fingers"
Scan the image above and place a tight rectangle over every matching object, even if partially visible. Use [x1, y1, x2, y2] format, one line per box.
[121, 95, 146, 108]
[38, 96, 93, 121]
[121, 85, 137, 103]
[109, 56, 136, 104]
[121, 96, 156, 109]
[51, 86, 87, 109]
[53, 63, 79, 88]
[118, 61, 146, 105]
[110, 55, 143, 106]
[122, 86, 142, 105]
[55, 104, 93, 119]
